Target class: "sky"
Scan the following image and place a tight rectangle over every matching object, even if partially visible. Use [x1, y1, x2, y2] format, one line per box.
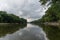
[0, 0, 50, 22]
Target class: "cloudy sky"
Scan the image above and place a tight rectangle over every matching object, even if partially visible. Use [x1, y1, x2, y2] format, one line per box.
[0, 0, 50, 22]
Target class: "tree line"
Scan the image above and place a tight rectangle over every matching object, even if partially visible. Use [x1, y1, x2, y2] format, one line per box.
[0, 11, 27, 24]
[40, 0, 60, 22]
[31, 0, 60, 23]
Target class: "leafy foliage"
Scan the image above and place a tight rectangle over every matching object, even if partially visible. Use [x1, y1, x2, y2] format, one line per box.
[40, 0, 49, 4]
[31, 0, 60, 23]
[33, 0, 60, 23]
[0, 11, 27, 24]
[40, 0, 60, 22]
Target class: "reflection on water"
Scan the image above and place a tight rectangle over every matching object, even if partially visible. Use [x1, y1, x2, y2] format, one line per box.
[37, 24, 60, 40]
[0, 24, 26, 37]
[0, 24, 48, 40]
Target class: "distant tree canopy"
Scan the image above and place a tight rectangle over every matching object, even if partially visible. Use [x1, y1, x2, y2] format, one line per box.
[31, 0, 60, 23]
[0, 11, 27, 24]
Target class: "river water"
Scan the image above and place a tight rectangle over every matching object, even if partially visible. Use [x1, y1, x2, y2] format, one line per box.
[0, 23, 60, 40]
[0, 24, 48, 40]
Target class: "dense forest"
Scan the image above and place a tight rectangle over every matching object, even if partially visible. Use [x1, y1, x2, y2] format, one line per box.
[0, 11, 27, 24]
[31, 0, 60, 23]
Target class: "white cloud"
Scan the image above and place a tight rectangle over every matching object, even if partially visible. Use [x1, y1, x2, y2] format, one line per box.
[0, 0, 49, 22]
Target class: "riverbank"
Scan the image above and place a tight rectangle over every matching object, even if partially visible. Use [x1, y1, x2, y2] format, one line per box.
[0, 23, 19, 25]
[43, 22, 60, 26]
[0, 23, 27, 26]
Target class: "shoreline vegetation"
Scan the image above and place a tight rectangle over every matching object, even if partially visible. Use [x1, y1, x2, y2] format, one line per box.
[31, 0, 60, 27]
[31, 20, 60, 26]
[0, 11, 27, 25]
[31, 21, 60, 26]
[0, 11, 27, 37]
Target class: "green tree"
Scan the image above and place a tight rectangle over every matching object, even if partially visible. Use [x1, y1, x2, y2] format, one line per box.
[0, 11, 27, 24]
[39, 0, 60, 22]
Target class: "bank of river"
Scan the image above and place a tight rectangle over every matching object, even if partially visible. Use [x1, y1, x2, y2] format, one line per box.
[43, 22, 60, 26]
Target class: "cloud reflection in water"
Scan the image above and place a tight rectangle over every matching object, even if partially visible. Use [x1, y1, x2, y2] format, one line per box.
[0, 24, 48, 40]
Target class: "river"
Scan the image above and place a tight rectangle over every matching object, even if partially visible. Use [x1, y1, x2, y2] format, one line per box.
[0, 23, 60, 40]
